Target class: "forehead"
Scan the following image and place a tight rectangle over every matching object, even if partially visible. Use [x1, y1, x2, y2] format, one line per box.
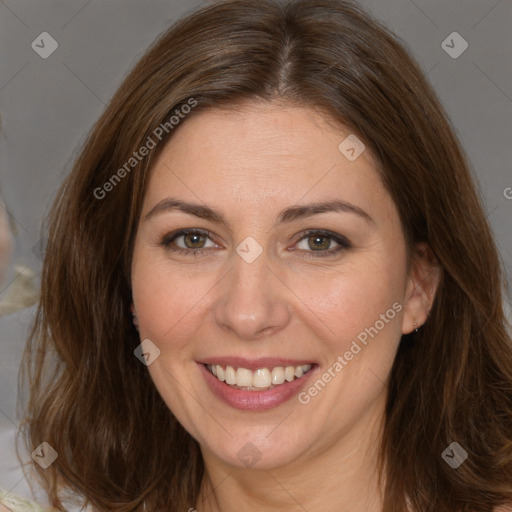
[143, 102, 391, 222]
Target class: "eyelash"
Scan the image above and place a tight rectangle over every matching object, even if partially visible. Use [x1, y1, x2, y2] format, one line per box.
[159, 229, 352, 259]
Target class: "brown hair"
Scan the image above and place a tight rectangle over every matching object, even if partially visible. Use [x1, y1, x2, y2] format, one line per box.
[17, 0, 512, 511]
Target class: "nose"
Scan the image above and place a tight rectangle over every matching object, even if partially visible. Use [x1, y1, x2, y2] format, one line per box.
[213, 250, 292, 340]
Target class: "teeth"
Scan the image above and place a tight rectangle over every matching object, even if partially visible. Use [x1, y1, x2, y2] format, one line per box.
[207, 363, 312, 389]
[271, 367, 285, 385]
[236, 367, 253, 387]
[225, 366, 236, 385]
[285, 366, 295, 382]
[253, 368, 271, 388]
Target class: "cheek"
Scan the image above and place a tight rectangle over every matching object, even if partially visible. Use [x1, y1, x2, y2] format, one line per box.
[131, 250, 218, 348]
[294, 254, 406, 357]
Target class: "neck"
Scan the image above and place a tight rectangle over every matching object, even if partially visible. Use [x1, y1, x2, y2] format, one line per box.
[195, 394, 387, 512]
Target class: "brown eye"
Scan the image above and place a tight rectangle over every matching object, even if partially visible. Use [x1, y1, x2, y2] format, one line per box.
[295, 230, 351, 258]
[182, 232, 207, 249]
[160, 229, 218, 257]
[306, 235, 332, 251]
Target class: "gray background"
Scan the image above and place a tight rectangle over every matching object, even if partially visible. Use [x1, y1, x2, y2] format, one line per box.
[0, 0, 511, 506]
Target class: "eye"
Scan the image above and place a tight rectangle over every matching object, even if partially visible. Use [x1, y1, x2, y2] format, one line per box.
[293, 230, 351, 258]
[160, 229, 218, 257]
[159, 228, 351, 259]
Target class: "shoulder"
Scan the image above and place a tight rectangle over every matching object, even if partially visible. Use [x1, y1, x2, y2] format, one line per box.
[0, 490, 55, 512]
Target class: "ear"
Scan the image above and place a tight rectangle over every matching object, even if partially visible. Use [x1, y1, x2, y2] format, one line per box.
[402, 242, 440, 335]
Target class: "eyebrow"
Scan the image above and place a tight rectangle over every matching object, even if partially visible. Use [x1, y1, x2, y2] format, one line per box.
[145, 197, 374, 227]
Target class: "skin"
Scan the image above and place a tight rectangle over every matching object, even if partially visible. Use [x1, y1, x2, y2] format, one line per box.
[130, 101, 439, 512]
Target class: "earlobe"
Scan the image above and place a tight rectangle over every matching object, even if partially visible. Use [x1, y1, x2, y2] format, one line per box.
[401, 242, 440, 335]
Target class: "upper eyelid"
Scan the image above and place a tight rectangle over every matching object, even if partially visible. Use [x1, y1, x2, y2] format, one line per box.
[167, 229, 217, 244]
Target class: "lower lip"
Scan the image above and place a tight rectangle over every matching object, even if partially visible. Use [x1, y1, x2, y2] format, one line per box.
[198, 363, 317, 411]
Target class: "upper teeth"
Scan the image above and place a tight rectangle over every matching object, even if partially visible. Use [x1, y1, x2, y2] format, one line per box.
[206, 364, 312, 389]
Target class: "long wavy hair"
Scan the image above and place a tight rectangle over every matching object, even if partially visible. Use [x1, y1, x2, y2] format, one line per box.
[17, 0, 512, 510]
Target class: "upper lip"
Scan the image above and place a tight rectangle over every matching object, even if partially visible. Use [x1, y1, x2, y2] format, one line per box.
[199, 357, 316, 371]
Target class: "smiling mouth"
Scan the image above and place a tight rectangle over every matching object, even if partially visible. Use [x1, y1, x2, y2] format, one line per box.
[205, 363, 314, 391]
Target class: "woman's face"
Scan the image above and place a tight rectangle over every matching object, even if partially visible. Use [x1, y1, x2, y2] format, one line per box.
[131, 102, 423, 470]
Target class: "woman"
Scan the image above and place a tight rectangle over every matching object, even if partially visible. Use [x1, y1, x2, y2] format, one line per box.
[6, 0, 512, 511]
